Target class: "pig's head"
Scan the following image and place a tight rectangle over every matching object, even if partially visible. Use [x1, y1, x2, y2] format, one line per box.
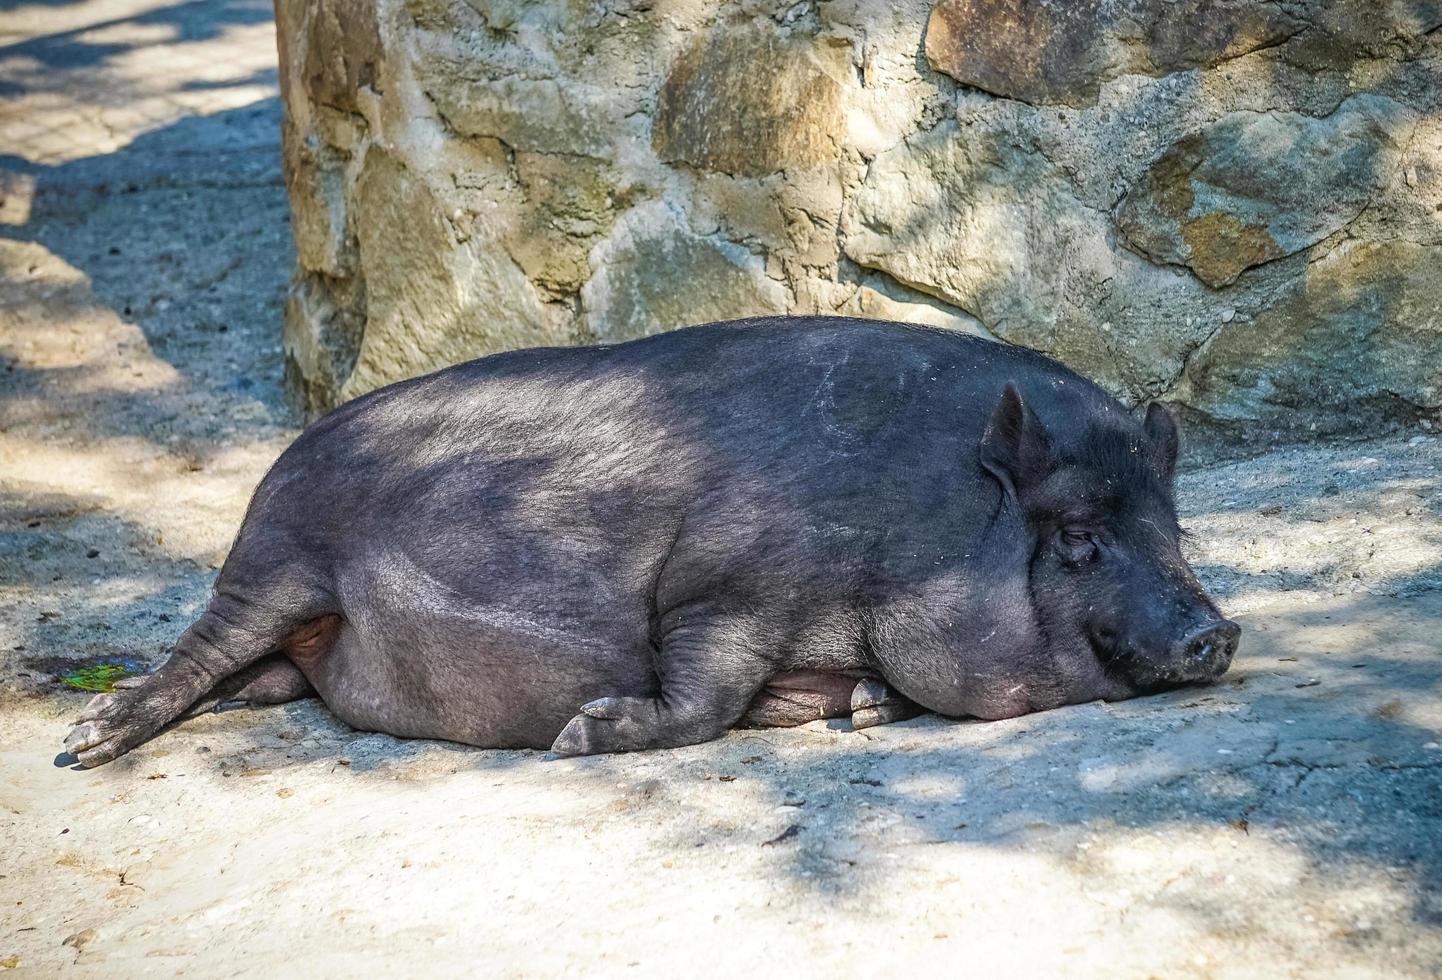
[980, 383, 1240, 694]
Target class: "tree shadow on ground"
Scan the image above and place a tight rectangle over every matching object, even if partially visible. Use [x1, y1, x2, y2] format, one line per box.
[0, 96, 297, 456]
[24, 537, 1442, 940]
[0, 0, 272, 81]
[3, 0, 1441, 962]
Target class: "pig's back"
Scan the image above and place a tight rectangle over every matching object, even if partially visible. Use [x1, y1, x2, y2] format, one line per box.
[240, 316, 1116, 596]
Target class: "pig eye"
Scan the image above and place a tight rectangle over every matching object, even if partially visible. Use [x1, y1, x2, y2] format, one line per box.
[1059, 529, 1099, 563]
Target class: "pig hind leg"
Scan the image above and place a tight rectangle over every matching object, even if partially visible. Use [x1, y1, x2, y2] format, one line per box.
[551, 613, 772, 756]
[187, 654, 317, 715]
[62, 566, 331, 767]
[224, 655, 315, 705]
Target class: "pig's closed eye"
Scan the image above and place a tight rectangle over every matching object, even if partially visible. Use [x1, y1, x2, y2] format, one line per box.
[1059, 528, 1100, 564]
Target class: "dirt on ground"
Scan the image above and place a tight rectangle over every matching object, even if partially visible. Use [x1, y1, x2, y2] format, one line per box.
[3, 1, 1442, 976]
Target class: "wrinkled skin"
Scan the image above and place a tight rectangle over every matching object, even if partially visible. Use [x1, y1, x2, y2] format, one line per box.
[60, 317, 1238, 767]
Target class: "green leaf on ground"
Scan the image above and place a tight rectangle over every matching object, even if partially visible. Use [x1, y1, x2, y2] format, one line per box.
[61, 662, 137, 692]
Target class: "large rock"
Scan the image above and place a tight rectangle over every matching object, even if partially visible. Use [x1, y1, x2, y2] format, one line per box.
[419, 68, 611, 157]
[924, 0, 1301, 107]
[1176, 239, 1442, 433]
[336, 148, 563, 401]
[841, 121, 1220, 396]
[652, 23, 852, 177]
[1282, 0, 1442, 71]
[1116, 95, 1418, 287]
[503, 152, 623, 297]
[842, 121, 1094, 327]
[582, 202, 791, 342]
[274, 0, 1442, 440]
[298, 0, 384, 115]
[281, 121, 354, 280]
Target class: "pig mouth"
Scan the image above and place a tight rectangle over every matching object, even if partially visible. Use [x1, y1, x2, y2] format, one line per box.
[1102, 655, 1211, 695]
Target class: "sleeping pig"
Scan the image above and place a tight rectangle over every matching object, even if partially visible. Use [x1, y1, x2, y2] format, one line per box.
[61, 317, 1238, 766]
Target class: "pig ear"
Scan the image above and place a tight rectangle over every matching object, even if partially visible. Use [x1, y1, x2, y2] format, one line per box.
[1143, 402, 1180, 483]
[980, 382, 1050, 500]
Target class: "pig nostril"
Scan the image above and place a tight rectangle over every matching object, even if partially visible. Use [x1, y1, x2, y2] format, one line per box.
[1217, 623, 1241, 659]
[1174, 620, 1241, 674]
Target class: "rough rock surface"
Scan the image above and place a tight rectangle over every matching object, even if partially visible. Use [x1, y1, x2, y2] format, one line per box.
[1176, 238, 1442, 425]
[582, 201, 792, 342]
[924, 0, 1303, 107]
[652, 24, 852, 177]
[275, 0, 1442, 441]
[1115, 95, 1418, 287]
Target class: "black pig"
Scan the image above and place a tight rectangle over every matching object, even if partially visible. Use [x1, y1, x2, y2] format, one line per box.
[62, 317, 1238, 766]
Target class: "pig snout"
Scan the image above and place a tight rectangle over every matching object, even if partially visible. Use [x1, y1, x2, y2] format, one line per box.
[1098, 601, 1242, 691]
[1167, 618, 1241, 682]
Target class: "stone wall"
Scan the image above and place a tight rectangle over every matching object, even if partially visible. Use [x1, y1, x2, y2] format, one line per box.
[275, 0, 1442, 442]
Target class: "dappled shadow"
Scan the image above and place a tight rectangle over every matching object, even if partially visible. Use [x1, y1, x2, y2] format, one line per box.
[0, 0, 295, 462]
[10, 303, 1440, 946]
[3, 0, 1441, 968]
[0, 96, 296, 458]
[179, 64, 275, 92]
[34, 587, 1442, 956]
[0, 0, 272, 88]
[1177, 439, 1442, 611]
[0, 482, 220, 699]
[19, 418, 1439, 945]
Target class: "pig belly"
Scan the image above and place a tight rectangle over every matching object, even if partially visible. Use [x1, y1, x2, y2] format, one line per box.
[294, 616, 658, 750]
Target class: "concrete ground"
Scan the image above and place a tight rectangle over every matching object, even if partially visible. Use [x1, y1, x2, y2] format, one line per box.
[2, 1, 1441, 976]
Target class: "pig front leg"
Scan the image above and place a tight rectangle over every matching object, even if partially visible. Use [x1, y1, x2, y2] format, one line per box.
[550, 612, 771, 757]
[740, 671, 924, 731]
[740, 670, 861, 727]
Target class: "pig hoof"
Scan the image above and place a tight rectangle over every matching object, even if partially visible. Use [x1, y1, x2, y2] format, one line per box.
[551, 712, 609, 756]
[76, 693, 114, 722]
[60, 688, 164, 768]
[552, 698, 653, 756]
[552, 699, 624, 756]
[63, 721, 99, 753]
[849, 679, 923, 730]
[850, 678, 892, 713]
[62, 718, 128, 768]
[579, 697, 625, 719]
[853, 706, 903, 729]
